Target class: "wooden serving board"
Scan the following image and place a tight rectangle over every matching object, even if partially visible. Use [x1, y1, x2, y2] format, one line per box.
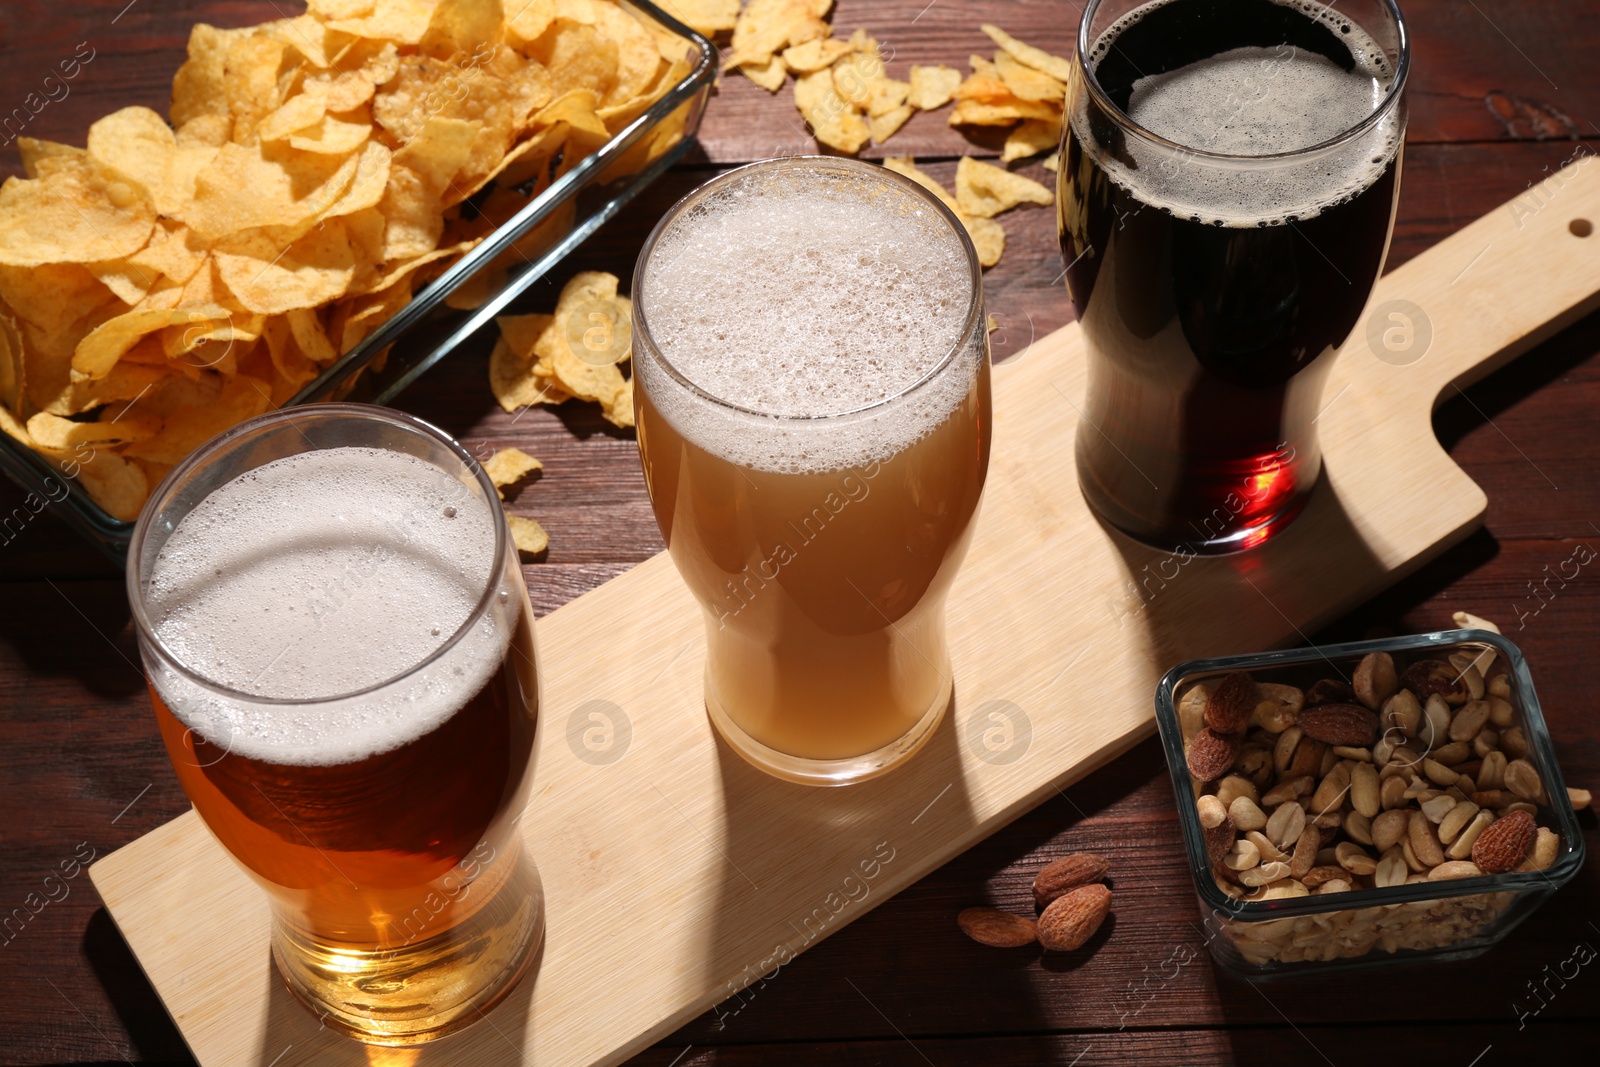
[91, 158, 1600, 1066]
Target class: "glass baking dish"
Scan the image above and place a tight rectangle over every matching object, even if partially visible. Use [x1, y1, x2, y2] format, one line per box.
[0, 0, 715, 562]
[1156, 629, 1585, 977]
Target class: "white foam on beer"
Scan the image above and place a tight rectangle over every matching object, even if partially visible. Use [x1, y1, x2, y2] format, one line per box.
[144, 447, 513, 766]
[637, 165, 982, 473]
[1078, 0, 1402, 226]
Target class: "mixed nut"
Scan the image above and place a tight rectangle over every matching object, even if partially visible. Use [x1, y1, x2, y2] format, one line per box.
[1179, 641, 1573, 966]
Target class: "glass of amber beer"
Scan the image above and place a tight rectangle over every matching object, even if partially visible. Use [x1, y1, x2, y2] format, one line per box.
[633, 157, 992, 786]
[127, 405, 542, 1045]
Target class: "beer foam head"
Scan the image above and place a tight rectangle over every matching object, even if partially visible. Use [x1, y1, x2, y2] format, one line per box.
[636, 161, 983, 473]
[1079, 0, 1402, 226]
[143, 447, 514, 766]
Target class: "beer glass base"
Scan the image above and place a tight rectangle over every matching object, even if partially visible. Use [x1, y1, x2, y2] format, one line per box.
[705, 671, 953, 787]
[271, 853, 544, 1046]
[1083, 477, 1318, 557]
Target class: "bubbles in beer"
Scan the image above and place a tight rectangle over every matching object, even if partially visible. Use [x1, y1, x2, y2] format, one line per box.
[637, 164, 983, 473]
[1079, 0, 1402, 227]
[145, 447, 510, 766]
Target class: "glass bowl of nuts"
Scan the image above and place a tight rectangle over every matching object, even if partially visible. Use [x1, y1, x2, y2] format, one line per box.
[1156, 629, 1585, 976]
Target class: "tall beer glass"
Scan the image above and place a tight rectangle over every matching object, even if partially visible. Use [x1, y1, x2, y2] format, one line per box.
[127, 405, 542, 1045]
[633, 157, 991, 787]
[1059, 0, 1409, 552]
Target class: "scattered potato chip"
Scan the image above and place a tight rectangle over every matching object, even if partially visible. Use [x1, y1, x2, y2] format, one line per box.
[1043, 152, 1061, 173]
[883, 157, 1006, 268]
[483, 447, 543, 497]
[782, 36, 855, 74]
[980, 24, 1074, 82]
[994, 51, 1068, 104]
[870, 105, 914, 144]
[907, 65, 962, 110]
[955, 157, 1054, 218]
[0, 0, 691, 519]
[794, 69, 870, 154]
[506, 512, 550, 556]
[1002, 117, 1063, 162]
[742, 55, 790, 92]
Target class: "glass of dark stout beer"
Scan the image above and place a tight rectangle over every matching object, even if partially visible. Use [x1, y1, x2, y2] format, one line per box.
[1059, 0, 1410, 552]
[127, 405, 542, 1045]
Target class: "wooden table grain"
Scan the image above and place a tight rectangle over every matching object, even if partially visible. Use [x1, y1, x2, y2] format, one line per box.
[2, 2, 1596, 1064]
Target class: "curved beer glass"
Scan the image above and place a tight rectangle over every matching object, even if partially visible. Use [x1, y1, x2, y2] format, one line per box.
[127, 404, 542, 1045]
[633, 157, 991, 786]
[1060, 0, 1410, 552]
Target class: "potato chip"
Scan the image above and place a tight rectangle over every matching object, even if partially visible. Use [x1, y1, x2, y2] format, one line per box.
[170, 24, 238, 128]
[1043, 152, 1061, 173]
[506, 513, 549, 556]
[183, 142, 357, 242]
[1003, 116, 1063, 162]
[870, 105, 913, 144]
[794, 69, 869, 154]
[483, 446, 543, 497]
[0, 263, 116, 340]
[289, 113, 374, 155]
[26, 410, 161, 450]
[882, 156, 959, 213]
[740, 55, 788, 92]
[727, 0, 831, 69]
[123, 375, 273, 466]
[498, 312, 553, 360]
[222, 33, 289, 144]
[980, 24, 1074, 82]
[588, 2, 665, 107]
[327, 0, 437, 45]
[781, 36, 853, 74]
[88, 259, 155, 306]
[257, 91, 329, 142]
[0, 312, 23, 414]
[489, 335, 569, 412]
[993, 51, 1067, 104]
[662, 0, 738, 36]
[86, 108, 179, 208]
[962, 214, 1005, 268]
[72, 296, 226, 379]
[601, 380, 633, 428]
[68, 450, 149, 521]
[907, 65, 961, 110]
[419, 0, 504, 59]
[950, 98, 1059, 126]
[215, 222, 357, 314]
[0, 158, 156, 268]
[955, 157, 1054, 218]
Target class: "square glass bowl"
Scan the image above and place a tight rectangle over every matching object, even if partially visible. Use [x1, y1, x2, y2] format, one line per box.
[1156, 629, 1585, 977]
[0, 0, 714, 561]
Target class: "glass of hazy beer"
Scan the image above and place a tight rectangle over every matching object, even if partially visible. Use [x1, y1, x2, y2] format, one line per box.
[1059, 0, 1410, 552]
[633, 157, 991, 787]
[127, 405, 542, 1045]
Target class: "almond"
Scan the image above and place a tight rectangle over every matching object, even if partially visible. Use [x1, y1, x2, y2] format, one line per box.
[1298, 703, 1379, 747]
[1352, 651, 1399, 710]
[1472, 809, 1536, 874]
[1305, 678, 1355, 706]
[1032, 852, 1110, 909]
[1204, 670, 1258, 735]
[1037, 883, 1111, 952]
[957, 907, 1037, 949]
[1186, 727, 1239, 782]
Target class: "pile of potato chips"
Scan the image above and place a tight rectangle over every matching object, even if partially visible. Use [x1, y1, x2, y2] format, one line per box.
[490, 270, 633, 428]
[0, 0, 695, 520]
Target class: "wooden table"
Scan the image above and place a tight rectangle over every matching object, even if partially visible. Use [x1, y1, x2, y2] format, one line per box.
[2, 2, 1596, 1063]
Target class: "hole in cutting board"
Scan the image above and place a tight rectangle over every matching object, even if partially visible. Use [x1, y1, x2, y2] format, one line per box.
[1571, 218, 1594, 238]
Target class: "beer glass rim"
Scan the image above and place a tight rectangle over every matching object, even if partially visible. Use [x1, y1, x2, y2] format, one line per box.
[125, 403, 511, 707]
[632, 155, 985, 422]
[1075, 0, 1411, 164]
